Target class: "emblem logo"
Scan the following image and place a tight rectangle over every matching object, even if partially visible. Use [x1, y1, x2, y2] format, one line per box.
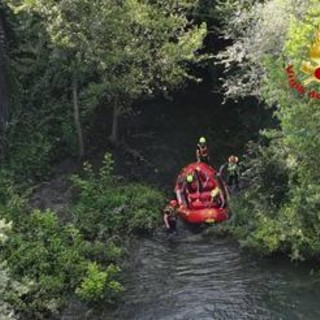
[285, 28, 320, 100]
[300, 28, 320, 86]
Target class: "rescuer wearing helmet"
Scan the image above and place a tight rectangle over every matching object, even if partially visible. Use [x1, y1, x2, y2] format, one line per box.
[211, 186, 225, 208]
[196, 137, 209, 164]
[185, 173, 199, 205]
[186, 174, 197, 191]
[186, 174, 194, 184]
[163, 200, 178, 233]
[227, 155, 240, 190]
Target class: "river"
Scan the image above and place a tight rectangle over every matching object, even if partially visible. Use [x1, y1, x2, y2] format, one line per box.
[62, 224, 320, 320]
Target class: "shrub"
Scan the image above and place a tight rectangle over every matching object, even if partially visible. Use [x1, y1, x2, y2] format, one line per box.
[0, 206, 122, 318]
[76, 262, 123, 302]
[71, 153, 165, 240]
[0, 220, 19, 320]
[0, 152, 165, 318]
[216, 0, 320, 261]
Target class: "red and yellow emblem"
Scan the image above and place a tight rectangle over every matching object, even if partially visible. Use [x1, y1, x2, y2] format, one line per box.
[300, 28, 320, 86]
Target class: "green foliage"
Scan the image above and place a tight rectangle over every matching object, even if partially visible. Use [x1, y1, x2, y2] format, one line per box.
[218, 0, 320, 261]
[215, 0, 314, 99]
[72, 154, 165, 240]
[226, 96, 320, 259]
[285, 0, 320, 65]
[0, 220, 22, 320]
[242, 137, 290, 209]
[5, 0, 208, 147]
[223, 138, 290, 253]
[76, 262, 123, 302]
[2, 9, 78, 180]
[0, 153, 164, 318]
[2, 0, 208, 177]
[0, 182, 122, 319]
[7, 128, 54, 180]
[0, 180, 32, 320]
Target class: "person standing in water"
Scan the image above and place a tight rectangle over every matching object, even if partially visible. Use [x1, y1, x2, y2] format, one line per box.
[163, 200, 178, 233]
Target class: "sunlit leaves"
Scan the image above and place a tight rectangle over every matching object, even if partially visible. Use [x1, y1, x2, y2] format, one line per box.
[217, 0, 320, 260]
[216, 0, 313, 99]
[7, 0, 207, 109]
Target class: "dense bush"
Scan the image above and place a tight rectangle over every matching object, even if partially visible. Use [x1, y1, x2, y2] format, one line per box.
[0, 178, 123, 319]
[223, 137, 290, 252]
[2, 8, 77, 180]
[0, 0, 205, 318]
[0, 152, 165, 318]
[2, 0, 207, 179]
[217, 0, 320, 261]
[223, 103, 320, 260]
[72, 153, 165, 240]
[0, 219, 27, 320]
[76, 262, 122, 302]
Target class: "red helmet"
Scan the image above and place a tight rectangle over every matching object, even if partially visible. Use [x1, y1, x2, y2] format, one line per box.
[169, 200, 178, 208]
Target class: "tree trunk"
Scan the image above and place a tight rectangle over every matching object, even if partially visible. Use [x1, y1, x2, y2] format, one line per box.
[111, 99, 120, 143]
[0, 10, 9, 152]
[72, 74, 84, 158]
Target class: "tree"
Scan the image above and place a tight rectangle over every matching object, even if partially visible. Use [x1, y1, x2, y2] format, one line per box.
[215, 0, 314, 100]
[0, 4, 9, 153]
[7, 0, 207, 145]
[0, 219, 28, 320]
[216, 0, 320, 260]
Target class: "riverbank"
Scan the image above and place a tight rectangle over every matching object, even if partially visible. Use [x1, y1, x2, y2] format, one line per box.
[0, 152, 165, 319]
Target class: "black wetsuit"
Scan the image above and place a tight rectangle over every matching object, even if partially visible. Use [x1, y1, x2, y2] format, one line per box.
[164, 204, 178, 233]
[197, 144, 209, 163]
[167, 214, 177, 233]
[228, 162, 240, 190]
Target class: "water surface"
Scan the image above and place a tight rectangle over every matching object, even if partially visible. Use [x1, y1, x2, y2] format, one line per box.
[64, 228, 320, 320]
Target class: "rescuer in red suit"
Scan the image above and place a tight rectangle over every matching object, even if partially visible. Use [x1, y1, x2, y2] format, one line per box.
[185, 173, 208, 210]
[194, 166, 215, 191]
[185, 174, 198, 191]
[193, 166, 217, 208]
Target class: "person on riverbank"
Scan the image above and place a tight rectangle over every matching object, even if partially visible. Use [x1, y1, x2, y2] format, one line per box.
[227, 155, 240, 190]
[163, 200, 178, 233]
[196, 137, 209, 164]
[218, 155, 241, 191]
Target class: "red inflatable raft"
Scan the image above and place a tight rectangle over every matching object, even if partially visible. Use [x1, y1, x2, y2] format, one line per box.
[174, 162, 229, 224]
